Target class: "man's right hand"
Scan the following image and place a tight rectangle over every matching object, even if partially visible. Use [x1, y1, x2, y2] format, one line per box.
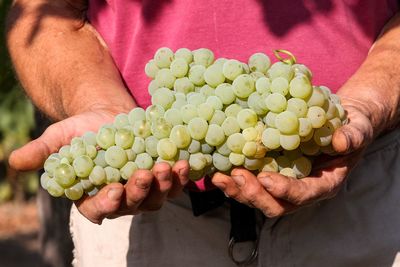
[9, 110, 190, 224]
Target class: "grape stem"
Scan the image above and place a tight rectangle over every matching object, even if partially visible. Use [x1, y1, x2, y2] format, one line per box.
[273, 50, 297, 65]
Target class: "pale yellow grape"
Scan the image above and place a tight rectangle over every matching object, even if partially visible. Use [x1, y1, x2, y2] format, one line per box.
[221, 117, 241, 136]
[96, 126, 116, 149]
[329, 117, 342, 130]
[54, 163, 76, 188]
[72, 155, 94, 178]
[128, 107, 146, 124]
[214, 58, 228, 66]
[93, 150, 107, 168]
[292, 157, 312, 178]
[319, 85, 332, 99]
[171, 99, 187, 110]
[255, 77, 271, 94]
[250, 72, 265, 81]
[206, 95, 223, 110]
[223, 59, 243, 80]
[174, 77, 195, 94]
[200, 85, 215, 97]
[187, 92, 206, 106]
[336, 104, 346, 120]
[145, 59, 160, 78]
[125, 149, 136, 161]
[267, 62, 294, 81]
[237, 109, 258, 129]
[180, 104, 198, 124]
[215, 83, 236, 105]
[307, 106, 327, 128]
[80, 178, 94, 192]
[229, 153, 245, 166]
[226, 133, 246, 153]
[70, 140, 86, 158]
[151, 117, 172, 139]
[212, 153, 232, 172]
[85, 145, 97, 159]
[287, 98, 308, 118]
[201, 142, 214, 154]
[270, 77, 289, 96]
[265, 93, 287, 113]
[146, 104, 165, 121]
[280, 134, 301, 150]
[241, 127, 257, 141]
[232, 74, 255, 98]
[82, 132, 97, 146]
[330, 94, 341, 104]
[244, 157, 265, 171]
[152, 87, 175, 109]
[104, 166, 121, 183]
[279, 168, 297, 178]
[235, 97, 249, 108]
[323, 100, 339, 120]
[289, 75, 313, 99]
[193, 48, 214, 67]
[40, 173, 51, 190]
[275, 111, 299, 134]
[242, 63, 250, 74]
[170, 125, 191, 148]
[135, 153, 154, 170]
[242, 141, 257, 157]
[189, 65, 206, 86]
[224, 104, 243, 117]
[261, 157, 279, 172]
[105, 145, 128, 168]
[44, 157, 60, 177]
[174, 48, 193, 64]
[264, 111, 277, 128]
[65, 182, 84, 201]
[155, 68, 176, 89]
[261, 128, 280, 150]
[164, 108, 183, 126]
[204, 64, 225, 87]
[300, 129, 314, 142]
[291, 63, 312, 80]
[298, 118, 313, 137]
[248, 53, 271, 73]
[187, 140, 201, 154]
[115, 127, 134, 149]
[306, 86, 325, 107]
[114, 113, 129, 129]
[209, 110, 227, 125]
[132, 137, 146, 154]
[46, 179, 65, 197]
[120, 162, 138, 180]
[157, 138, 177, 160]
[145, 136, 159, 158]
[205, 124, 225, 146]
[59, 145, 73, 163]
[247, 92, 267, 115]
[197, 103, 215, 121]
[154, 47, 174, 68]
[133, 120, 151, 138]
[204, 154, 213, 165]
[148, 80, 159, 95]
[170, 58, 189, 78]
[188, 117, 209, 140]
[313, 122, 334, 146]
[175, 92, 186, 101]
[189, 153, 208, 171]
[216, 141, 231, 156]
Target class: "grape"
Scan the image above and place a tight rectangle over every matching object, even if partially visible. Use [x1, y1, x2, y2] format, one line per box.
[214, 58, 228, 66]
[270, 77, 289, 96]
[152, 87, 175, 109]
[105, 145, 128, 168]
[157, 138, 178, 160]
[226, 133, 246, 153]
[155, 68, 176, 89]
[242, 127, 258, 141]
[40, 173, 51, 190]
[146, 104, 165, 121]
[307, 106, 327, 128]
[80, 178, 94, 192]
[82, 132, 97, 146]
[170, 58, 189, 78]
[70, 140, 87, 159]
[292, 157, 312, 178]
[189, 65, 206, 86]
[255, 77, 271, 94]
[175, 48, 193, 64]
[151, 117, 172, 139]
[235, 97, 249, 108]
[268, 62, 294, 81]
[204, 64, 225, 87]
[298, 118, 313, 137]
[174, 77, 195, 94]
[189, 153, 208, 171]
[188, 117, 209, 140]
[125, 149, 136, 161]
[275, 111, 299, 134]
[132, 137, 146, 154]
[261, 157, 279, 172]
[289, 75, 312, 99]
[248, 53, 271, 73]
[287, 98, 308, 118]
[264, 111, 277, 128]
[306, 86, 325, 107]
[187, 139, 201, 154]
[215, 83, 236, 105]
[145, 136, 159, 158]
[313, 122, 334, 146]
[128, 108, 146, 124]
[58, 145, 73, 163]
[145, 59, 160, 79]
[104, 166, 121, 183]
[201, 142, 214, 154]
[133, 120, 151, 138]
[85, 145, 97, 159]
[197, 103, 215, 121]
[280, 134, 300, 151]
[232, 74, 255, 98]
[237, 109, 258, 129]
[229, 153, 245, 166]
[72, 155, 94, 178]
[65, 182, 84, 201]
[44, 157, 60, 177]
[291, 64, 312, 80]
[135, 153, 154, 170]
[225, 104, 243, 117]
[93, 150, 107, 168]
[223, 59, 243, 80]
[221, 117, 241, 136]
[250, 72, 265, 81]
[54, 163, 76, 188]
[276, 156, 291, 170]
[265, 93, 287, 113]
[323, 100, 339, 120]
[115, 127, 135, 149]
[244, 157, 265, 171]
[46, 179, 65, 197]
[187, 92, 206, 106]
[319, 85, 332, 99]
[206, 95, 223, 110]
[262, 128, 280, 150]
[148, 80, 159, 95]
[193, 48, 214, 67]
[209, 110, 227, 125]
[248, 92, 267, 115]
[178, 150, 190, 161]
[88, 166, 106, 186]
[212, 153, 232, 172]
[154, 47, 174, 68]
[242, 142, 257, 157]
[170, 125, 192, 148]
[336, 104, 346, 120]
[200, 85, 215, 97]
[216, 141, 231, 156]
[300, 140, 320, 156]
[205, 124, 225, 146]
[242, 63, 250, 74]
[164, 108, 183, 126]
[279, 168, 297, 178]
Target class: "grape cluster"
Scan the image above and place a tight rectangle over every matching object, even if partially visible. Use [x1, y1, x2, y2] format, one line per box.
[41, 48, 346, 200]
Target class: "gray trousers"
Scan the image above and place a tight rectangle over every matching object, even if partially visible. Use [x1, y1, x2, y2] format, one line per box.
[71, 128, 400, 267]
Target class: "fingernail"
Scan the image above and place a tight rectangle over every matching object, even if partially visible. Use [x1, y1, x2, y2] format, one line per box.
[156, 171, 170, 181]
[231, 175, 245, 186]
[179, 168, 188, 177]
[136, 177, 151, 189]
[214, 182, 226, 190]
[107, 188, 121, 201]
[258, 176, 273, 190]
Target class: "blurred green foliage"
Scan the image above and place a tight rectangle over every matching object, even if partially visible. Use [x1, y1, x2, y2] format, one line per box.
[0, 0, 38, 202]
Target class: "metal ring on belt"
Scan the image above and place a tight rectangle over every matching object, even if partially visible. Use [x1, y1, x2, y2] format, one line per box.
[228, 236, 259, 266]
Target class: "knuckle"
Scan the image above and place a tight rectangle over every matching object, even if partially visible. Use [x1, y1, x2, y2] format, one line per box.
[243, 186, 260, 203]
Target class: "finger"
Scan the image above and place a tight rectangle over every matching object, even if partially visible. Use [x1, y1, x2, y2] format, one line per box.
[75, 183, 124, 224]
[168, 160, 190, 198]
[138, 162, 173, 211]
[123, 169, 154, 212]
[212, 172, 241, 199]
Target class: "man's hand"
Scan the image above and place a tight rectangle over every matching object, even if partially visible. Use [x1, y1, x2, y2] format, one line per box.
[9, 110, 190, 224]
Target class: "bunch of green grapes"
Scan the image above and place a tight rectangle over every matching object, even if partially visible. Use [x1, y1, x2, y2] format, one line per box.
[41, 48, 346, 200]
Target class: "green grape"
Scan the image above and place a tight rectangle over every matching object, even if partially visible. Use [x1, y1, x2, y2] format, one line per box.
[188, 117, 209, 140]
[250, 71, 265, 81]
[188, 65, 206, 86]
[329, 117, 342, 130]
[275, 111, 299, 134]
[46, 179, 65, 197]
[248, 53, 271, 73]
[89, 165, 106, 185]
[267, 62, 294, 81]
[105, 145, 128, 168]
[145, 59, 160, 79]
[82, 132, 97, 146]
[180, 104, 198, 123]
[214, 58, 228, 66]
[187, 92, 206, 106]
[229, 153, 245, 166]
[292, 64, 312, 80]
[154, 47, 174, 68]
[244, 157, 265, 171]
[322, 100, 339, 120]
[145, 136, 159, 158]
[170, 125, 191, 148]
[215, 83, 236, 105]
[171, 99, 187, 110]
[221, 117, 241, 136]
[261, 157, 279, 172]
[132, 137, 146, 154]
[242, 141, 257, 157]
[155, 69, 176, 89]
[145, 104, 165, 121]
[319, 85, 332, 99]
[205, 124, 226, 146]
[125, 149, 136, 161]
[336, 104, 346, 120]
[307, 106, 327, 128]
[235, 97, 249, 108]
[298, 118, 313, 137]
[289, 75, 313, 99]
[242, 63, 250, 74]
[135, 153, 154, 169]
[157, 138, 178, 160]
[313, 122, 334, 146]
[175, 48, 193, 64]
[209, 110, 227, 125]
[133, 120, 151, 138]
[148, 80, 159, 95]
[226, 133, 246, 153]
[204, 64, 225, 87]
[206, 96, 223, 111]
[189, 153, 208, 171]
[96, 126, 116, 149]
[187, 139, 201, 154]
[151, 87, 175, 109]
[306, 86, 325, 107]
[80, 178, 94, 192]
[264, 111, 278, 128]
[71, 137, 83, 146]
[70, 140, 87, 159]
[300, 140, 320, 156]
[222, 59, 243, 80]
[164, 108, 183, 126]
[65, 182, 84, 201]
[174, 77, 195, 94]
[255, 77, 271, 94]
[73, 155, 94, 178]
[300, 129, 315, 142]
[280, 134, 301, 150]
[59, 145, 73, 163]
[151, 117, 172, 139]
[247, 92, 268, 115]
[287, 98, 308, 118]
[193, 48, 214, 67]
[128, 107, 146, 125]
[93, 150, 107, 167]
[200, 85, 215, 97]
[261, 128, 280, 150]
[265, 93, 287, 113]
[292, 157, 312, 178]
[216, 141, 231, 156]
[85, 145, 97, 160]
[197, 103, 215, 121]
[224, 104, 243, 118]
[279, 168, 297, 178]
[212, 153, 232, 172]
[201, 142, 214, 154]
[242, 127, 258, 141]
[44, 157, 60, 177]
[40, 173, 51, 190]
[270, 77, 289, 96]
[54, 163, 76, 188]
[156, 157, 176, 167]
[276, 156, 291, 170]
[236, 109, 258, 129]
[232, 74, 255, 98]
[330, 94, 341, 105]
[115, 127, 135, 149]
[170, 58, 189, 78]
[104, 166, 121, 183]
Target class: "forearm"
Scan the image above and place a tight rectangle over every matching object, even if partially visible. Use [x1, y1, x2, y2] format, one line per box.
[6, 0, 135, 121]
[339, 12, 400, 136]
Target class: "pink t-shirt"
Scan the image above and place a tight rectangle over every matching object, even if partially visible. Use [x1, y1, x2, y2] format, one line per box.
[88, 0, 398, 108]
